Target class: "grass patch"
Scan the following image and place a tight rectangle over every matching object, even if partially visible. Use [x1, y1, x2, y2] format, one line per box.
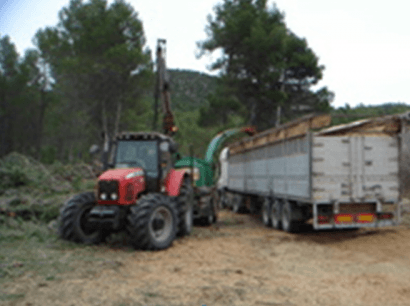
[0, 220, 107, 285]
[0, 293, 25, 301]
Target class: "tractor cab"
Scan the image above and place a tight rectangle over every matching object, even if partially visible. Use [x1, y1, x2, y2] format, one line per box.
[114, 139, 160, 192]
[97, 132, 177, 205]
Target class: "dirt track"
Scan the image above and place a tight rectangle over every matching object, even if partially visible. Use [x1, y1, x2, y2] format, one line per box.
[3, 210, 410, 306]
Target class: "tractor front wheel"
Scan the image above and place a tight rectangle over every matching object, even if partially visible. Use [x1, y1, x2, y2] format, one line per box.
[127, 194, 178, 250]
[59, 192, 104, 244]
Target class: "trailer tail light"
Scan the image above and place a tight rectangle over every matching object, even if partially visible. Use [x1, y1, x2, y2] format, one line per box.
[318, 215, 331, 224]
[355, 213, 375, 223]
[377, 213, 394, 220]
[334, 214, 353, 224]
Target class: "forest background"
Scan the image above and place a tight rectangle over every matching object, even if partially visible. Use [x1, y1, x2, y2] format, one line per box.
[1, 0, 409, 165]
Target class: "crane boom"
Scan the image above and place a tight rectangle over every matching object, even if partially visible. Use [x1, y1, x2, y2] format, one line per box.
[155, 39, 177, 136]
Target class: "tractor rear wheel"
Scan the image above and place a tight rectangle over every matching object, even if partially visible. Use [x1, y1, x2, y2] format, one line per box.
[127, 193, 178, 250]
[176, 177, 194, 237]
[59, 192, 105, 244]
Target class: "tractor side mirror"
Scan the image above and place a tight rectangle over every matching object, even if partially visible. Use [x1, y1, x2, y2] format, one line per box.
[169, 142, 178, 153]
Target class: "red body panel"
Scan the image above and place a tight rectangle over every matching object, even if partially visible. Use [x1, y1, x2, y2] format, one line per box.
[99, 168, 141, 181]
[165, 168, 188, 196]
[97, 168, 145, 205]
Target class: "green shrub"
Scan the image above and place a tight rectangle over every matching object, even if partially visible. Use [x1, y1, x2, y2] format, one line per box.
[0, 167, 30, 194]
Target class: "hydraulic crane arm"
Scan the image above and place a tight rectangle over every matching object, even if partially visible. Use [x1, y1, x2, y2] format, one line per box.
[155, 39, 177, 136]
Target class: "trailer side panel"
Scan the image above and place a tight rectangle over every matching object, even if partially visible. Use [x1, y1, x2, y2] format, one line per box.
[227, 136, 311, 200]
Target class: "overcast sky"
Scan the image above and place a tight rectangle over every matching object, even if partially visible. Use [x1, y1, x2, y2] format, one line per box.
[1, 0, 409, 108]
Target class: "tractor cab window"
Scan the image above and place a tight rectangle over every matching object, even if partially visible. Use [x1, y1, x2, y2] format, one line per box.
[115, 140, 158, 177]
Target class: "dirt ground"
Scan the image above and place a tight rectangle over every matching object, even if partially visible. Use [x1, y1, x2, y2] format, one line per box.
[2, 209, 410, 306]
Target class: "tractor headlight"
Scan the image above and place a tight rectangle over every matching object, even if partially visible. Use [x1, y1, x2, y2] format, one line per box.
[110, 193, 118, 200]
[100, 193, 107, 200]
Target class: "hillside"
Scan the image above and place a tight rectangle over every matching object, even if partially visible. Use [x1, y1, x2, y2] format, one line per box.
[168, 69, 218, 111]
[330, 102, 410, 126]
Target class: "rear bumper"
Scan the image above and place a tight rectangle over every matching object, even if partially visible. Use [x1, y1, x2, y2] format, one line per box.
[314, 219, 399, 230]
[312, 200, 401, 230]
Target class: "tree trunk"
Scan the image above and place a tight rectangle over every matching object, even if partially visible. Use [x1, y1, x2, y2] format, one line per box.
[35, 89, 48, 160]
[101, 100, 110, 169]
[275, 105, 281, 127]
[114, 101, 122, 137]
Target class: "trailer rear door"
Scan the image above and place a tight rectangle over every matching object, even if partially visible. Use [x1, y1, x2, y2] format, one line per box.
[312, 135, 399, 203]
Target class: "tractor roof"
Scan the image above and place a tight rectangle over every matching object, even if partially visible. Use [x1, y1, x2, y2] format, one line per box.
[116, 131, 175, 143]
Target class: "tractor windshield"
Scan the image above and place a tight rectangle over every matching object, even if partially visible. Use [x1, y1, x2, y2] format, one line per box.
[115, 140, 158, 176]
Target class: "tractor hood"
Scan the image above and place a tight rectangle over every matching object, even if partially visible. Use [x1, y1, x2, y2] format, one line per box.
[99, 168, 144, 180]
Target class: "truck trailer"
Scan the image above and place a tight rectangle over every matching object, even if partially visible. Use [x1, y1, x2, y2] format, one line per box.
[220, 114, 407, 232]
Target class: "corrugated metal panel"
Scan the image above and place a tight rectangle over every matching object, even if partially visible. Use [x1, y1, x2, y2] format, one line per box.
[361, 136, 399, 201]
[312, 135, 399, 203]
[227, 136, 310, 199]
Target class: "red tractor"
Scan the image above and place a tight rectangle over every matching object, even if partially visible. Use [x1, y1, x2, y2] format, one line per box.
[59, 132, 193, 250]
[59, 39, 192, 250]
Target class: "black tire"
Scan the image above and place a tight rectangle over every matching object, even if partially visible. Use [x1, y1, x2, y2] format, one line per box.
[281, 201, 301, 233]
[126, 193, 178, 250]
[262, 198, 272, 227]
[59, 192, 104, 244]
[202, 213, 214, 226]
[219, 189, 227, 209]
[212, 201, 218, 223]
[202, 198, 217, 226]
[176, 177, 194, 237]
[222, 191, 231, 209]
[271, 200, 282, 230]
[232, 195, 245, 213]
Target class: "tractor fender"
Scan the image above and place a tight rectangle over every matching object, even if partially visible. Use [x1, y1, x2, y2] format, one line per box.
[165, 169, 189, 196]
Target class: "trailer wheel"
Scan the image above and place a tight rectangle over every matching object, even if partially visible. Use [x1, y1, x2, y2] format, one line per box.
[59, 192, 104, 244]
[126, 194, 178, 250]
[202, 211, 214, 226]
[232, 195, 245, 213]
[271, 200, 282, 230]
[218, 189, 227, 209]
[262, 198, 272, 227]
[201, 198, 217, 226]
[281, 201, 300, 233]
[176, 177, 194, 237]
